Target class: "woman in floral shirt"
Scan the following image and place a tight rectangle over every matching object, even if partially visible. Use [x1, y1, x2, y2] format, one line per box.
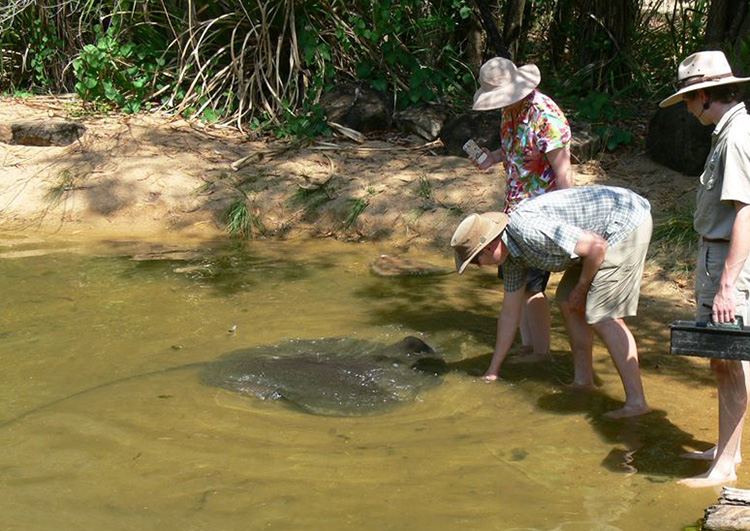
[472, 57, 573, 362]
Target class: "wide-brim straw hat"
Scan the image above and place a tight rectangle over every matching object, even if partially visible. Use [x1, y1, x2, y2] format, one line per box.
[472, 57, 541, 111]
[660, 50, 750, 107]
[451, 212, 509, 274]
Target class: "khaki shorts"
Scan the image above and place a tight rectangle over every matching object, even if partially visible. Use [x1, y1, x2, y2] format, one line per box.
[557, 213, 652, 324]
[696, 240, 750, 323]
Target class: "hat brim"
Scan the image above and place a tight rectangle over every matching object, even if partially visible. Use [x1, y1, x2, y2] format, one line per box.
[454, 212, 508, 275]
[659, 75, 750, 107]
[472, 64, 541, 111]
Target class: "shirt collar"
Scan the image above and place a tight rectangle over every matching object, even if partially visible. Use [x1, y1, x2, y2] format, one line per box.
[714, 102, 746, 137]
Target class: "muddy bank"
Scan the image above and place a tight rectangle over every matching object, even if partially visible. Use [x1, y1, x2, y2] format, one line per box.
[0, 96, 694, 255]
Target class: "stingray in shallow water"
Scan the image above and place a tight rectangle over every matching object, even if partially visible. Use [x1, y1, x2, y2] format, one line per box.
[199, 336, 447, 416]
[1, 336, 446, 426]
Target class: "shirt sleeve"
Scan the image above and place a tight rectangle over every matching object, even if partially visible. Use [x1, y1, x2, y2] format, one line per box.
[502, 257, 527, 293]
[720, 135, 750, 206]
[535, 113, 571, 154]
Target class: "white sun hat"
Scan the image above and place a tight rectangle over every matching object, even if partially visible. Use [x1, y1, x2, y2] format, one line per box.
[472, 57, 541, 111]
[660, 50, 750, 108]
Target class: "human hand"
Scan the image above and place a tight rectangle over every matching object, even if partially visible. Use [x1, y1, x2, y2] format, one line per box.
[476, 148, 495, 171]
[713, 289, 737, 324]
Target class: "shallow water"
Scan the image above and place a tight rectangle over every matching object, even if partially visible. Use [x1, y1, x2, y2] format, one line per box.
[0, 233, 726, 530]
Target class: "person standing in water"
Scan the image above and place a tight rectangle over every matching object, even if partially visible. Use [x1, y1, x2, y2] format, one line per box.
[451, 185, 652, 419]
[660, 50, 750, 487]
[470, 57, 573, 362]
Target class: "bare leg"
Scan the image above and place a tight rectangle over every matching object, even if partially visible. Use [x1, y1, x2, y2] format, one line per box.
[558, 301, 595, 389]
[515, 291, 551, 362]
[682, 363, 750, 466]
[591, 318, 650, 419]
[679, 360, 748, 487]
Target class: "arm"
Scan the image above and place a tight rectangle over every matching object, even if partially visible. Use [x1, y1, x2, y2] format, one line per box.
[568, 232, 608, 313]
[546, 146, 573, 189]
[713, 202, 750, 323]
[477, 148, 502, 171]
[483, 288, 526, 380]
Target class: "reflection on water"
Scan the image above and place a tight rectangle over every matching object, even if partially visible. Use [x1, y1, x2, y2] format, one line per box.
[0, 234, 720, 530]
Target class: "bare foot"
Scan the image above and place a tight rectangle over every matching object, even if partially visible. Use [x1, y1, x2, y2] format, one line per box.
[681, 447, 742, 465]
[678, 470, 737, 488]
[603, 404, 651, 419]
[563, 381, 597, 391]
[506, 352, 552, 364]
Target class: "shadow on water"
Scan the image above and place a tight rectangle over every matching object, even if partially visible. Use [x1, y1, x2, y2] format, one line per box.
[102, 240, 336, 296]
[354, 272, 718, 481]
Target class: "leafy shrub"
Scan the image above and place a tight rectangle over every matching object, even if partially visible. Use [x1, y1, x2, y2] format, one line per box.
[72, 25, 167, 113]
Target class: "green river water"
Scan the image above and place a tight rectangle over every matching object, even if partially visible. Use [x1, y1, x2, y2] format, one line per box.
[0, 233, 729, 530]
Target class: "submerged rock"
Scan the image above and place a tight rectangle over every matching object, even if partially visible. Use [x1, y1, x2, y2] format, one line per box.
[199, 336, 446, 416]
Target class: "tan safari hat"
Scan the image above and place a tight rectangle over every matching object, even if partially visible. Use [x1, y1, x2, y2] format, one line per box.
[472, 57, 541, 111]
[660, 50, 750, 107]
[450, 212, 509, 274]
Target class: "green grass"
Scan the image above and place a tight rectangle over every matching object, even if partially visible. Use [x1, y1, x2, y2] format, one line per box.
[224, 195, 264, 238]
[45, 170, 78, 202]
[651, 204, 697, 273]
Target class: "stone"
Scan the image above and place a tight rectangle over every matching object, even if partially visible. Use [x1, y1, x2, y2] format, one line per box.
[438, 110, 503, 158]
[569, 121, 602, 163]
[319, 83, 393, 133]
[646, 104, 713, 176]
[394, 105, 449, 140]
[8, 121, 86, 146]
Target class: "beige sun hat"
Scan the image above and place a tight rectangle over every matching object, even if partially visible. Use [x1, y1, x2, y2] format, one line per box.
[472, 57, 541, 111]
[659, 50, 750, 107]
[450, 212, 509, 274]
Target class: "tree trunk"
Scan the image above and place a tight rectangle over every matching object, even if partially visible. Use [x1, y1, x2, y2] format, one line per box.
[705, 0, 750, 74]
[573, 0, 637, 91]
[503, 0, 526, 60]
[472, 0, 510, 59]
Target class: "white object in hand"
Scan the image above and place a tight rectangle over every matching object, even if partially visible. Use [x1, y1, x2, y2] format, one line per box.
[462, 139, 488, 165]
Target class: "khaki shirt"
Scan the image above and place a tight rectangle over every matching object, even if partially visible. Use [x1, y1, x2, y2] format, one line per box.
[694, 102, 750, 239]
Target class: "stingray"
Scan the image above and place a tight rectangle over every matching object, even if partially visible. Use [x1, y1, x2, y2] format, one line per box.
[1, 336, 446, 427]
[199, 336, 446, 416]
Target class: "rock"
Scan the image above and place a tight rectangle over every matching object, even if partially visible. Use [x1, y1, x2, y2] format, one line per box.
[394, 105, 449, 140]
[646, 104, 713, 176]
[569, 121, 602, 163]
[371, 254, 452, 277]
[438, 110, 503, 157]
[8, 121, 86, 146]
[319, 83, 393, 133]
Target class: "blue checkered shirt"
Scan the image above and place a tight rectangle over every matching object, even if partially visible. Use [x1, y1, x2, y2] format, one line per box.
[501, 185, 651, 292]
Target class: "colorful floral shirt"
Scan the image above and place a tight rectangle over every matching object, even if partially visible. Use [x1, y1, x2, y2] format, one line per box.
[500, 90, 571, 212]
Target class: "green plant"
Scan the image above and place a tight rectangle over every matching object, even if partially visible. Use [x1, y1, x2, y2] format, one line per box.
[45, 170, 79, 202]
[574, 91, 633, 151]
[343, 197, 369, 229]
[416, 176, 434, 201]
[72, 24, 167, 113]
[291, 185, 335, 212]
[224, 194, 264, 238]
[651, 202, 697, 273]
[275, 104, 331, 140]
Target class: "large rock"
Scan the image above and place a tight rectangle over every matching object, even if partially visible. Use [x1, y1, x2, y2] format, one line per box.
[438, 110, 503, 157]
[394, 105, 449, 141]
[646, 104, 713, 176]
[7, 121, 86, 146]
[319, 83, 393, 133]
